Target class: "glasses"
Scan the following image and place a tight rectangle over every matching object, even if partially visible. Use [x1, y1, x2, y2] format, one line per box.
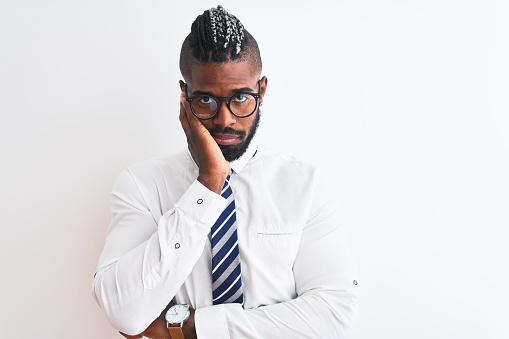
[184, 80, 261, 120]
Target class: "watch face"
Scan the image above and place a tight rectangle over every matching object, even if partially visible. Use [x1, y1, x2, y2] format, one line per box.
[165, 304, 190, 324]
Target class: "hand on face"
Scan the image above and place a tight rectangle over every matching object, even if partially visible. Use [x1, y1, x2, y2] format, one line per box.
[179, 92, 230, 194]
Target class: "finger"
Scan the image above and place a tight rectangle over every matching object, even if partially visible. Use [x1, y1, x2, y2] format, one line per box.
[179, 102, 192, 137]
[180, 91, 196, 127]
[180, 93, 211, 134]
[118, 331, 142, 339]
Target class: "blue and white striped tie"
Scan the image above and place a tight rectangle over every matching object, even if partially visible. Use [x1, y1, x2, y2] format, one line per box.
[211, 172, 244, 305]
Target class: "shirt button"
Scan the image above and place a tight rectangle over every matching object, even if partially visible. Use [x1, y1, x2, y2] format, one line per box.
[175, 243, 180, 249]
[353, 280, 358, 285]
[197, 199, 203, 204]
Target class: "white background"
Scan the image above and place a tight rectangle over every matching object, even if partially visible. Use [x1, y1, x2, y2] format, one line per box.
[1, 0, 508, 338]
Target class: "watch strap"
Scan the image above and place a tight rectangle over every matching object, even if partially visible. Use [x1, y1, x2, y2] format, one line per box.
[168, 326, 185, 339]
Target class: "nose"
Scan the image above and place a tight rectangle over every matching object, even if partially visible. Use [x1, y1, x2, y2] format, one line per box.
[211, 101, 236, 127]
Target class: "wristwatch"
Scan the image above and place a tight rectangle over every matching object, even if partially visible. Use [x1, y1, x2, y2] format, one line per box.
[165, 304, 190, 339]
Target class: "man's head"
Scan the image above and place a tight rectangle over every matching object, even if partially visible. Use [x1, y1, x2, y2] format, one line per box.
[179, 5, 262, 82]
[179, 5, 267, 162]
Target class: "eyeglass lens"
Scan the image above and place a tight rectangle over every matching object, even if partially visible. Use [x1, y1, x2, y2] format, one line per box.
[191, 94, 257, 119]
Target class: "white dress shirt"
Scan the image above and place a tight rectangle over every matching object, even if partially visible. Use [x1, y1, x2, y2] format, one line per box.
[92, 140, 359, 338]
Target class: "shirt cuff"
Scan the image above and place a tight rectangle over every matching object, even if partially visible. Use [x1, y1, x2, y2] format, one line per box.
[195, 305, 229, 339]
[175, 180, 228, 226]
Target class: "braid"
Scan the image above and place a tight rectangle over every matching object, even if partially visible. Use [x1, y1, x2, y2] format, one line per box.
[191, 16, 205, 62]
[180, 5, 262, 79]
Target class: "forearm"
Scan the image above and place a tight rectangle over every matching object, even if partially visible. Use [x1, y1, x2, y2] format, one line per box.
[92, 170, 228, 335]
[195, 288, 356, 338]
[195, 268, 357, 338]
[93, 210, 210, 335]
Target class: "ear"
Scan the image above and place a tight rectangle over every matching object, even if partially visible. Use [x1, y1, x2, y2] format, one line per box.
[259, 76, 268, 104]
[179, 80, 187, 106]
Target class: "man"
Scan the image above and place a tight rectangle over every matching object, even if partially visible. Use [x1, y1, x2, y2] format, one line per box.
[93, 5, 358, 338]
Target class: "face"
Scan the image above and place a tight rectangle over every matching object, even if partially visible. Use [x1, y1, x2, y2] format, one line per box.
[180, 61, 267, 161]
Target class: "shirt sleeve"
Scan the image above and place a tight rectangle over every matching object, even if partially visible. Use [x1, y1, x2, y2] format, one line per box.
[91, 168, 228, 335]
[194, 171, 359, 338]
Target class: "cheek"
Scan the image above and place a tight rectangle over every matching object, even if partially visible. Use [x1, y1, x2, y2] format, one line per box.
[200, 120, 215, 130]
[240, 118, 257, 133]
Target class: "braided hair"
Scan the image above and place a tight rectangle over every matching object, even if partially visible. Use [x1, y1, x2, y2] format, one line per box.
[180, 5, 262, 80]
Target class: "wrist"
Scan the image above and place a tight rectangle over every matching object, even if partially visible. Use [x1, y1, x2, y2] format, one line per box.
[166, 304, 191, 339]
[197, 173, 228, 194]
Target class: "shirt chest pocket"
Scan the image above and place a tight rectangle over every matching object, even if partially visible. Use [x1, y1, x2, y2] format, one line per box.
[242, 225, 303, 273]
[247, 225, 303, 249]
[255, 229, 302, 241]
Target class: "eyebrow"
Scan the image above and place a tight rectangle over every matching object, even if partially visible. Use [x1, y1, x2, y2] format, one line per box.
[191, 87, 255, 96]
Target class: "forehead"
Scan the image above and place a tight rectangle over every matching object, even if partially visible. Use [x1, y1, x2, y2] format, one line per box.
[187, 61, 259, 92]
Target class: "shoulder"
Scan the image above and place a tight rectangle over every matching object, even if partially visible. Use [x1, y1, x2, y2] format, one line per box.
[116, 149, 195, 188]
[125, 150, 193, 175]
[252, 148, 317, 177]
[246, 148, 320, 192]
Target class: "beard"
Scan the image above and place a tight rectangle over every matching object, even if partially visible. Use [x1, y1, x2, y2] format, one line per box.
[208, 110, 261, 162]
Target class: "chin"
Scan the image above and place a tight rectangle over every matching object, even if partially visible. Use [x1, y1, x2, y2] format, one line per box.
[219, 109, 261, 162]
[219, 143, 247, 162]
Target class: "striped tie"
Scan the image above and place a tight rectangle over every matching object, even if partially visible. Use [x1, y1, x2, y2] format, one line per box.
[211, 172, 244, 305]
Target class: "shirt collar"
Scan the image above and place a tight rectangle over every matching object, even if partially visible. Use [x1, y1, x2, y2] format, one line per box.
[230, 138, 258, 174]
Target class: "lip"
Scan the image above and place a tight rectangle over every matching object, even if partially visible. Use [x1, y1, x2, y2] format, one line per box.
[212, 133, 241, 146]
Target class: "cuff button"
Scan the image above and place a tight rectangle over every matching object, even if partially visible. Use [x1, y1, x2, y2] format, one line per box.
[197, 199, 203, 204]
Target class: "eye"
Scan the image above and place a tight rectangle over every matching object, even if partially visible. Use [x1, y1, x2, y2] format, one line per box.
[232, 94, 248, 103]
[197, 96, 214, 105]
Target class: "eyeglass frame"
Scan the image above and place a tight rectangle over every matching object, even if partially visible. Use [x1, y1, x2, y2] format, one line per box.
[183, 80, 261, 120]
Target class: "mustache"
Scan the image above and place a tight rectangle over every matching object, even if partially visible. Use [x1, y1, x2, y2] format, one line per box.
[207, 126, 246, 138]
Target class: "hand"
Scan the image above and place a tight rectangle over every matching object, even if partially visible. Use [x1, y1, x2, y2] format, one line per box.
[179, 87, 230, 194]
[119, 302, 174, 339]
[182, 308, 197, 339]
[119, 331, 144, 339]
[118, 312, 169, 339]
